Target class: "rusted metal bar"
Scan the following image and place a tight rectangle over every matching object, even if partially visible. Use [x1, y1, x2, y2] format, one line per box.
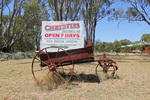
[40, 42, 94, 66]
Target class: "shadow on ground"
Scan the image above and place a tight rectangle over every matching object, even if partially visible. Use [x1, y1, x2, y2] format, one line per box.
[61, 73, 120, 84]
[70, 73, 100, 83]
[38, 72, 120, 90]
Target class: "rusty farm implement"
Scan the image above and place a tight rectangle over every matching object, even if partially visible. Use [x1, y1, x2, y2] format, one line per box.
[31, 42, 118, 86]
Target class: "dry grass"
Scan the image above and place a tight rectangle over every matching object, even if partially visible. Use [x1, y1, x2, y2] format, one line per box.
[0, 53, 150, 100]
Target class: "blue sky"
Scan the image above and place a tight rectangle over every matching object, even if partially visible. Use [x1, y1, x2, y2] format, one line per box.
[3, 1, 149, 43]
[86, 1, 150, 43]
[92, 18, 150, 42]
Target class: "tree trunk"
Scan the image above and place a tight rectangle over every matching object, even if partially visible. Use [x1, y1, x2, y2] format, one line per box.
[54, 0, 59, 21]
[2, 46, 11, 53]
[87, 31, 92, 43]
[92, 18, 97, 47]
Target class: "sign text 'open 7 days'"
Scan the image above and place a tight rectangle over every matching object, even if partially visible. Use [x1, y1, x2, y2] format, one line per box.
[41, 21, 84, 52]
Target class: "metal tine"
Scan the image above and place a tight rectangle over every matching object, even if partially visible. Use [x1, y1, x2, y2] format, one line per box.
[40, 71, 51, 83]
[35, 57, 49, 66]
[34, 67, 49, 72]
[54, 48, 60, 63]
[45, 48, 51, 61]
[55, 70, 66, 83]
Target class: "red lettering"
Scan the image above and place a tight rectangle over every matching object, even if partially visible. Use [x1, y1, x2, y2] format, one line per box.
[45, 33, 48, 37]
[77, 34, 79, 37]
[66, 24, 70, 28]
[45, 23, 80, 31]
[55, 34, 60, 37]
[73, 23, 76, 28]
[61, 34, 64, 37]
[50, 26, 54, 30]
[45, 25, 49, 30]
[59, 25, 62, 30]
[55, 25, 59, 30]
[63, 24, 66, 29]
[48, 34, 52, 37]
[73, 34, 76, 37]
[65, 34, 68, 37]
[69, 34, 72, 37]
[65, 34, 81, 37]
[45, 33, 61, 37]
[76, 23, 80, 28]
[70, 24, 73, 28]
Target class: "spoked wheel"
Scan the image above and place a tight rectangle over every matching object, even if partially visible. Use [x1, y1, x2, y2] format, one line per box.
[96, 59, 118, 80]
[31, 47, 74, 87]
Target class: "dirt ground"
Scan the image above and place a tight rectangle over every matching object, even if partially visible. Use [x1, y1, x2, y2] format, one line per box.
[0, 53, 150, 100]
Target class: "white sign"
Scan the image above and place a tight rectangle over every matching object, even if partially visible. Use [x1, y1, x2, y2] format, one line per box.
[41, 21, 84, 52]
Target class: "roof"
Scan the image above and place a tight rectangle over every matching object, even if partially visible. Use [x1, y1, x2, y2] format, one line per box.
[119, 42, 150, 48]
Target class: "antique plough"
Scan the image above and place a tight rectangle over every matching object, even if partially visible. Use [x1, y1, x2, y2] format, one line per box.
[31, 42, 118, 85]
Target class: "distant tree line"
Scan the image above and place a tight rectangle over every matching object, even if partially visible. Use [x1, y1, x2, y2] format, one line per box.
[0, 0, 149, 53]
[94, 34, 150, 53]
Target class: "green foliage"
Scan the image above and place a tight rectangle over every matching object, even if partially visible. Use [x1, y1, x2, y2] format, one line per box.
[47, 0, 82, 21]
[13, 52, 35, 59]
[1, 0, 149, 53]
[113, 40, 121, 52]
[94, 39, 147, 53]
[141, 34, 150, 42]
[94, 40, 104, 52]
[132, 41, 144, 51]
[94, 41, 115, 52]
[82, 0, 114, 44]
[112, 0, 150, 25]
[123, 46, 132, 53]
[120, 39, 131, 45]
[0, 52, 35, 61]
[126, 7, 138, 17]
[1, 0, 49, 52]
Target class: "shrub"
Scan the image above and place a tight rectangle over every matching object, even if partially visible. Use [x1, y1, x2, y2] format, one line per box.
[0, 52, 36, 61]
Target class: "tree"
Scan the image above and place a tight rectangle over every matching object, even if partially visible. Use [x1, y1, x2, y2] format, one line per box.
[0, 0, 49, 52]
[105, 42, 114, 52]
[114, 40, 121, 48]
[14, 0, 49, 52]
[113, 40, 121, 52]
[141, 34, 150, 42]
[82, 0, 114, 46]
[47, 0, 114, 47]
[47, 0, 83, 21]
[94, 39, 104, 52]
[113, 0, 150, 25]
[120, 39, 131, 45]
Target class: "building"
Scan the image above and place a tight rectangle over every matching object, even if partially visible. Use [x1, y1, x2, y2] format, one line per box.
[145, 45, 150, 54]
[120, 42, 150, 54]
